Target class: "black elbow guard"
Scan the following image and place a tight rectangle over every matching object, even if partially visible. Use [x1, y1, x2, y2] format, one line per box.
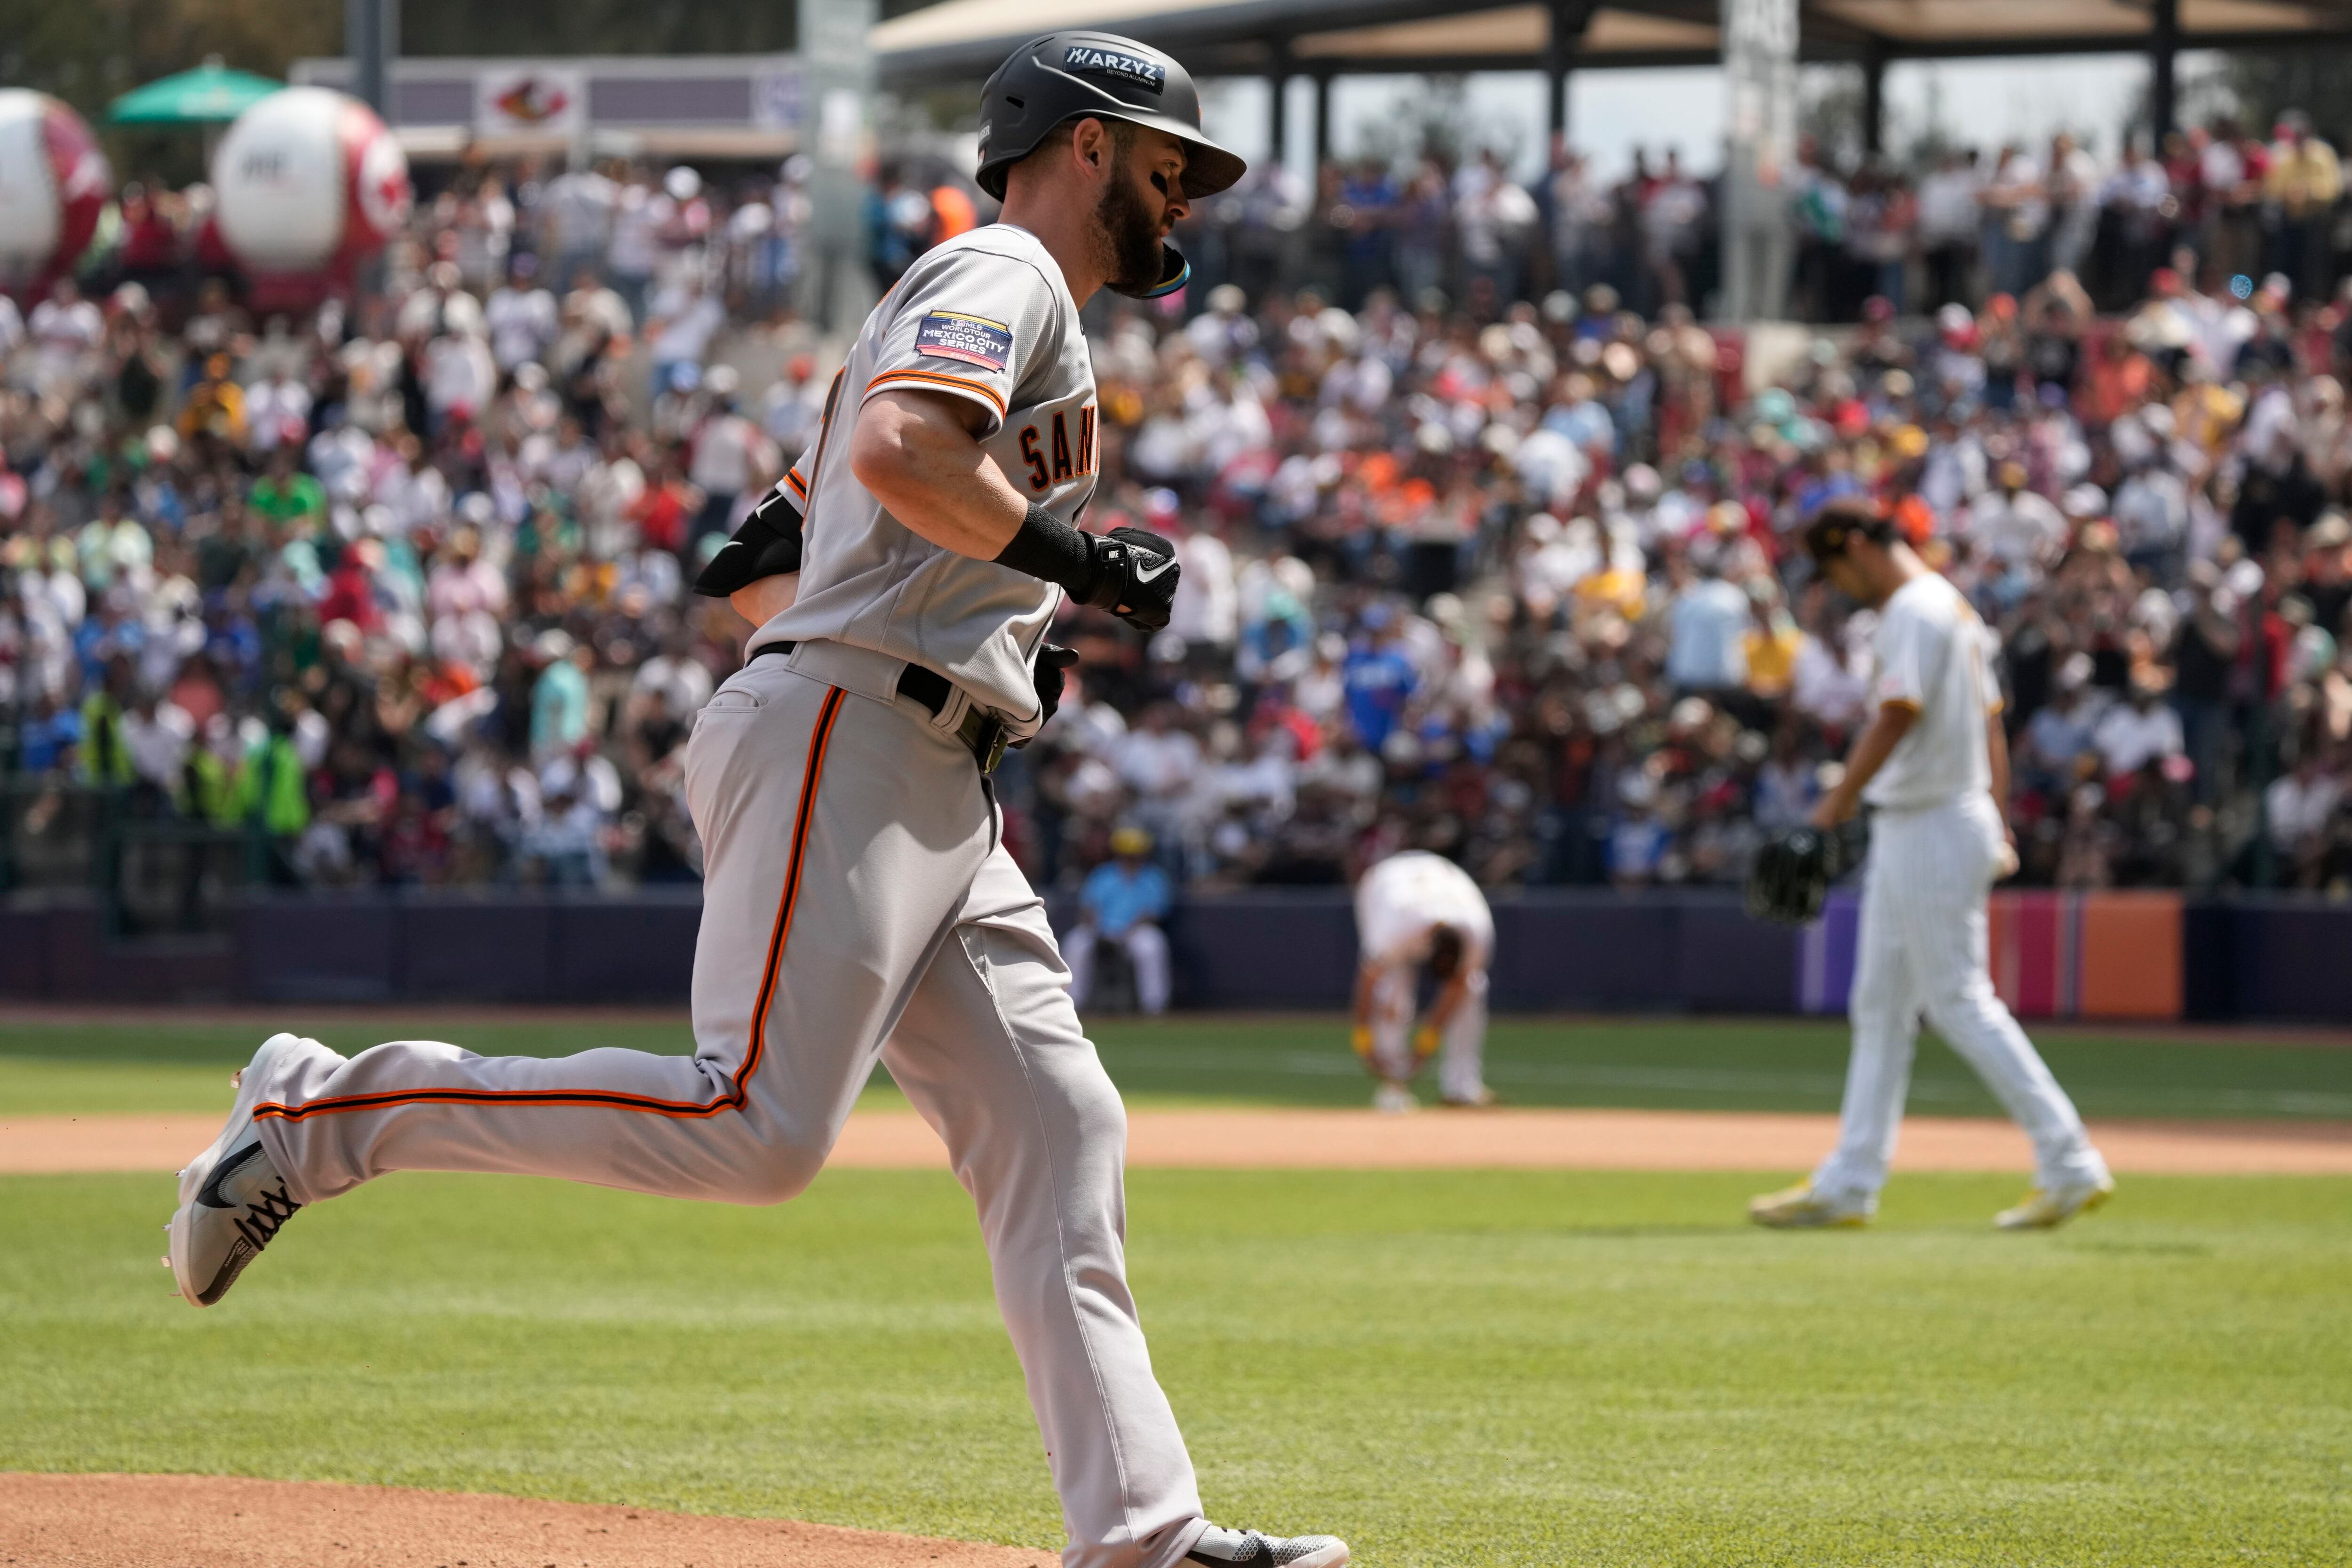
[693, 482, 806, 597]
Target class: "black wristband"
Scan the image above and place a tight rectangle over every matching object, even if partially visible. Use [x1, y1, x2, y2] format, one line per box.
[993, 502, 1099, 601]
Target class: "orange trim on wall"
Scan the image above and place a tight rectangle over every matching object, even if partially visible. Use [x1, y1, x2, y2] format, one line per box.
[2078, 892, 2185, 1020]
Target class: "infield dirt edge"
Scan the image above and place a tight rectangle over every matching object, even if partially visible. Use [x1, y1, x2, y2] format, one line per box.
[0, 1471, 1053, 1568]
[4, 1105, 2348, 1176]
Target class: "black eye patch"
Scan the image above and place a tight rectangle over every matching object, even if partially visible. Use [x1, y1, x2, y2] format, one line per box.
[1150, 172, 1169, 195]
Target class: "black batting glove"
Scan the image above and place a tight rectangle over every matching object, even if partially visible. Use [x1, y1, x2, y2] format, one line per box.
[1079, 527, 1180, 632]
[1027, 644, 1080, 738]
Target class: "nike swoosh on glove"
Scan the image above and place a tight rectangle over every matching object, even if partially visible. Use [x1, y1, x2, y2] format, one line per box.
[692, 484, 805, 597]
[1079, 527, 1180, 632]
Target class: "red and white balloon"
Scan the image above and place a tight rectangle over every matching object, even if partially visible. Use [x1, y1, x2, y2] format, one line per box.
[213, 85, 410, 277]
[0, 89, 112, 299]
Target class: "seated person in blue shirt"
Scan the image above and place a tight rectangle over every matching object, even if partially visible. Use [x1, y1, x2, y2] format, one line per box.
[1066, 826, 1173, 1016]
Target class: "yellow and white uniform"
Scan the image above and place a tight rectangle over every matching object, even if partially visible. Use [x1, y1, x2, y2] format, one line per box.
[1814, 573, 2109, 1206]
[1354, 851, 1493, 1103]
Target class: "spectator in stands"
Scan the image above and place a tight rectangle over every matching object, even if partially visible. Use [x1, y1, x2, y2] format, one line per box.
[1065, 826, 1174, 1015]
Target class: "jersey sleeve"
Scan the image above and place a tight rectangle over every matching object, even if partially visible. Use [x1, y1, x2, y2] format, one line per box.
[1871, 603, 1930, 713]
[860, 245, 1061, 438]
[1976, 621, 2004, 716]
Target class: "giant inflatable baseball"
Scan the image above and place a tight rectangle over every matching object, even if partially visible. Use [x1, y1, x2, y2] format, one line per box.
[0, 89, 111, 302]
[211, 85, 410, 306]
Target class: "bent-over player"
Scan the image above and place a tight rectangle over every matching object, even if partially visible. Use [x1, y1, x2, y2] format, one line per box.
[166, 32, 1347, 1568]
[1750, 501, 2114, 1230]
[1350, 850, 1496, 1112]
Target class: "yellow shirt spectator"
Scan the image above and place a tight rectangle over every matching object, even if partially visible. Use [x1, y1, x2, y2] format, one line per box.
[2265, 134, 2343, 218]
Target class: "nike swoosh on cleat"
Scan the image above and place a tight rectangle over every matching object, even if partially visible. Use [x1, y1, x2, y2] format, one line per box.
[195, 1143, 266, 1209]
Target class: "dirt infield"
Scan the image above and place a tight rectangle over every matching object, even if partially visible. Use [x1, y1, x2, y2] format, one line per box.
[6, 1106, 2348, 1176]
[0, 1472, 1046, 1568]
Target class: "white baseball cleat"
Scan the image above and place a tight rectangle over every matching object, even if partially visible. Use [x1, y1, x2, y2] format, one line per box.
[1371, 1080, 1416, 1115]
[166, 1033, 310, 1307]
[1996, 1174, 2115, 1230]
[1748, 1181, 1872, 1229]
[1186, 1524, 1349, 1567]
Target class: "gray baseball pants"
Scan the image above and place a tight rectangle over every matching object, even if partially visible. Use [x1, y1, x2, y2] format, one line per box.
[246, 639, 1208, 1568]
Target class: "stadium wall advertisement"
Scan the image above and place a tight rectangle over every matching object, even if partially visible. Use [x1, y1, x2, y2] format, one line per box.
[0, 887, 2333, 1021]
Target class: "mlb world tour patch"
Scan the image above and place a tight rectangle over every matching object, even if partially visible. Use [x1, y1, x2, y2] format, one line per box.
[915, 311, 1014, 372]
[1062, 45, 1166, 93]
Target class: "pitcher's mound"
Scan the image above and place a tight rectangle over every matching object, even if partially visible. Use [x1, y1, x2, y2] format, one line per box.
[0, 1472, 1050, 1568]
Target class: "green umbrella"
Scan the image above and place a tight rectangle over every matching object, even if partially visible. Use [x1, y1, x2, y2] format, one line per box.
[106, 57, 282, 126]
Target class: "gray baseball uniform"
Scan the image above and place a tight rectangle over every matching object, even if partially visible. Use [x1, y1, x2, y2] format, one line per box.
[761, 223, 1101, 727]
[241, 223, 1211, 1568]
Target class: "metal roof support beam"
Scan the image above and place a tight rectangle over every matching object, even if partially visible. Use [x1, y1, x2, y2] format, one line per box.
[1546, 0, 1597, 140]
[1862, 38, 1885, 156]
[2150, 0, 2180, 143]
[1270, 38, 1293, 163]
[1312, 67, 1333, 166]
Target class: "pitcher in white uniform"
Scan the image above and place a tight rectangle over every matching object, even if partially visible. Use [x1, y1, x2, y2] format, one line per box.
[164, 32, 1349, 1568]
[1751, 501, 2113, 1231]
[1350, 850, 1497, 1112]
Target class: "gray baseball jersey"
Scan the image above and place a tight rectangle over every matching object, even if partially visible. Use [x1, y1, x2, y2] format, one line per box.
[757, 223, 1099, 730]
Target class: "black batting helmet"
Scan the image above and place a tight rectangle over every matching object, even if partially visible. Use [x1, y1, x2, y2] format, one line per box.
[975, 32, 1247, 297]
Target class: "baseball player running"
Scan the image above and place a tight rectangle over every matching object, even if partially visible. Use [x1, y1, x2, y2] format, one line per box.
[166, 34, 1347, 1568]
[1750, 501, 2114, 1231]
[1350, 850, 1496, 1112]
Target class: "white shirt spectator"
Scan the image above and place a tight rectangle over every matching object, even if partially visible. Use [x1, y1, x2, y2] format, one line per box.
[608, 182, 661, 279]
[1966, 487, 2067, 566]
[1916, 164, 1984, 246]
[424, 332, 498, 421]
[485, 283, 559, 372]
[2200, 138, 2245, 197]
[122, 700, 194, 787]
[243, 372, 312, 455]
[646, 281, 724, 368]
[540, 169, 618, 261]
[2093, 697, 2185, 777]
[1667, 575, 1750, 690]
[1169, 529, 1239, 648]
[632, 651, 714, 717]
[1113, 721, 1203, 799]
[28, 293, 101, 355]
[759, 372, 825, 457]
[2112, 468, 2190, 555]
[687, 410, 772, 499]
[2267, 767, 2340, 850]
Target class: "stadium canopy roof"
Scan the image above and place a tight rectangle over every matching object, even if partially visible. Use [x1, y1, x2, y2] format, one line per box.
[873, 0, 2352, 82]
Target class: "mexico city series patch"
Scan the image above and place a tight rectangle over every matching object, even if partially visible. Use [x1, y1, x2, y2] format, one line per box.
[916, 310, 1014, 372]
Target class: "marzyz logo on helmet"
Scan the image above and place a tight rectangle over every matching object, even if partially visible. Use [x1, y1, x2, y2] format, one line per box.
[1062, 45, 1165, 94]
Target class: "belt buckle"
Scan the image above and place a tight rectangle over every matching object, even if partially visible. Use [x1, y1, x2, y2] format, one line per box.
[976, 717, 1009, 777]
[961, 710, 1009, 776]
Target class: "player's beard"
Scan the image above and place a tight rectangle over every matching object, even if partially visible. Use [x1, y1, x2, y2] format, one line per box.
[1093, 166, 1166, 295]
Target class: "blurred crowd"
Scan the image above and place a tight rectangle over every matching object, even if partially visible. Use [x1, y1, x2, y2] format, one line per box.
[1179, 111, 2351, 329]
[11, 126, 2352, 906]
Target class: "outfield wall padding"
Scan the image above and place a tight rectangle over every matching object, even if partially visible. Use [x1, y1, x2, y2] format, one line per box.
[3, 886, 2347, 1021]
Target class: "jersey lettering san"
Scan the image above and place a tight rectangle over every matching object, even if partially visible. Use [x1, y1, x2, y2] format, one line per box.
[1012, 400, 1099, 497]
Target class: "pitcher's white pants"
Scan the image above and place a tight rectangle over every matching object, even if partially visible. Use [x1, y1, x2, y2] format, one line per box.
[1812, 795, 2109, 1204]
[1065, 922, 1171, 1015]
[245, 642, 1207, 1568]
[1367, 963, 1488, 1103]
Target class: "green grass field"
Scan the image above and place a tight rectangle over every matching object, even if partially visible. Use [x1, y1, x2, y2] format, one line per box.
[4, 1170, 2346, 1566]
[5, 1012, 2351, 1119]
[4, 1014, 2350, 1565]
